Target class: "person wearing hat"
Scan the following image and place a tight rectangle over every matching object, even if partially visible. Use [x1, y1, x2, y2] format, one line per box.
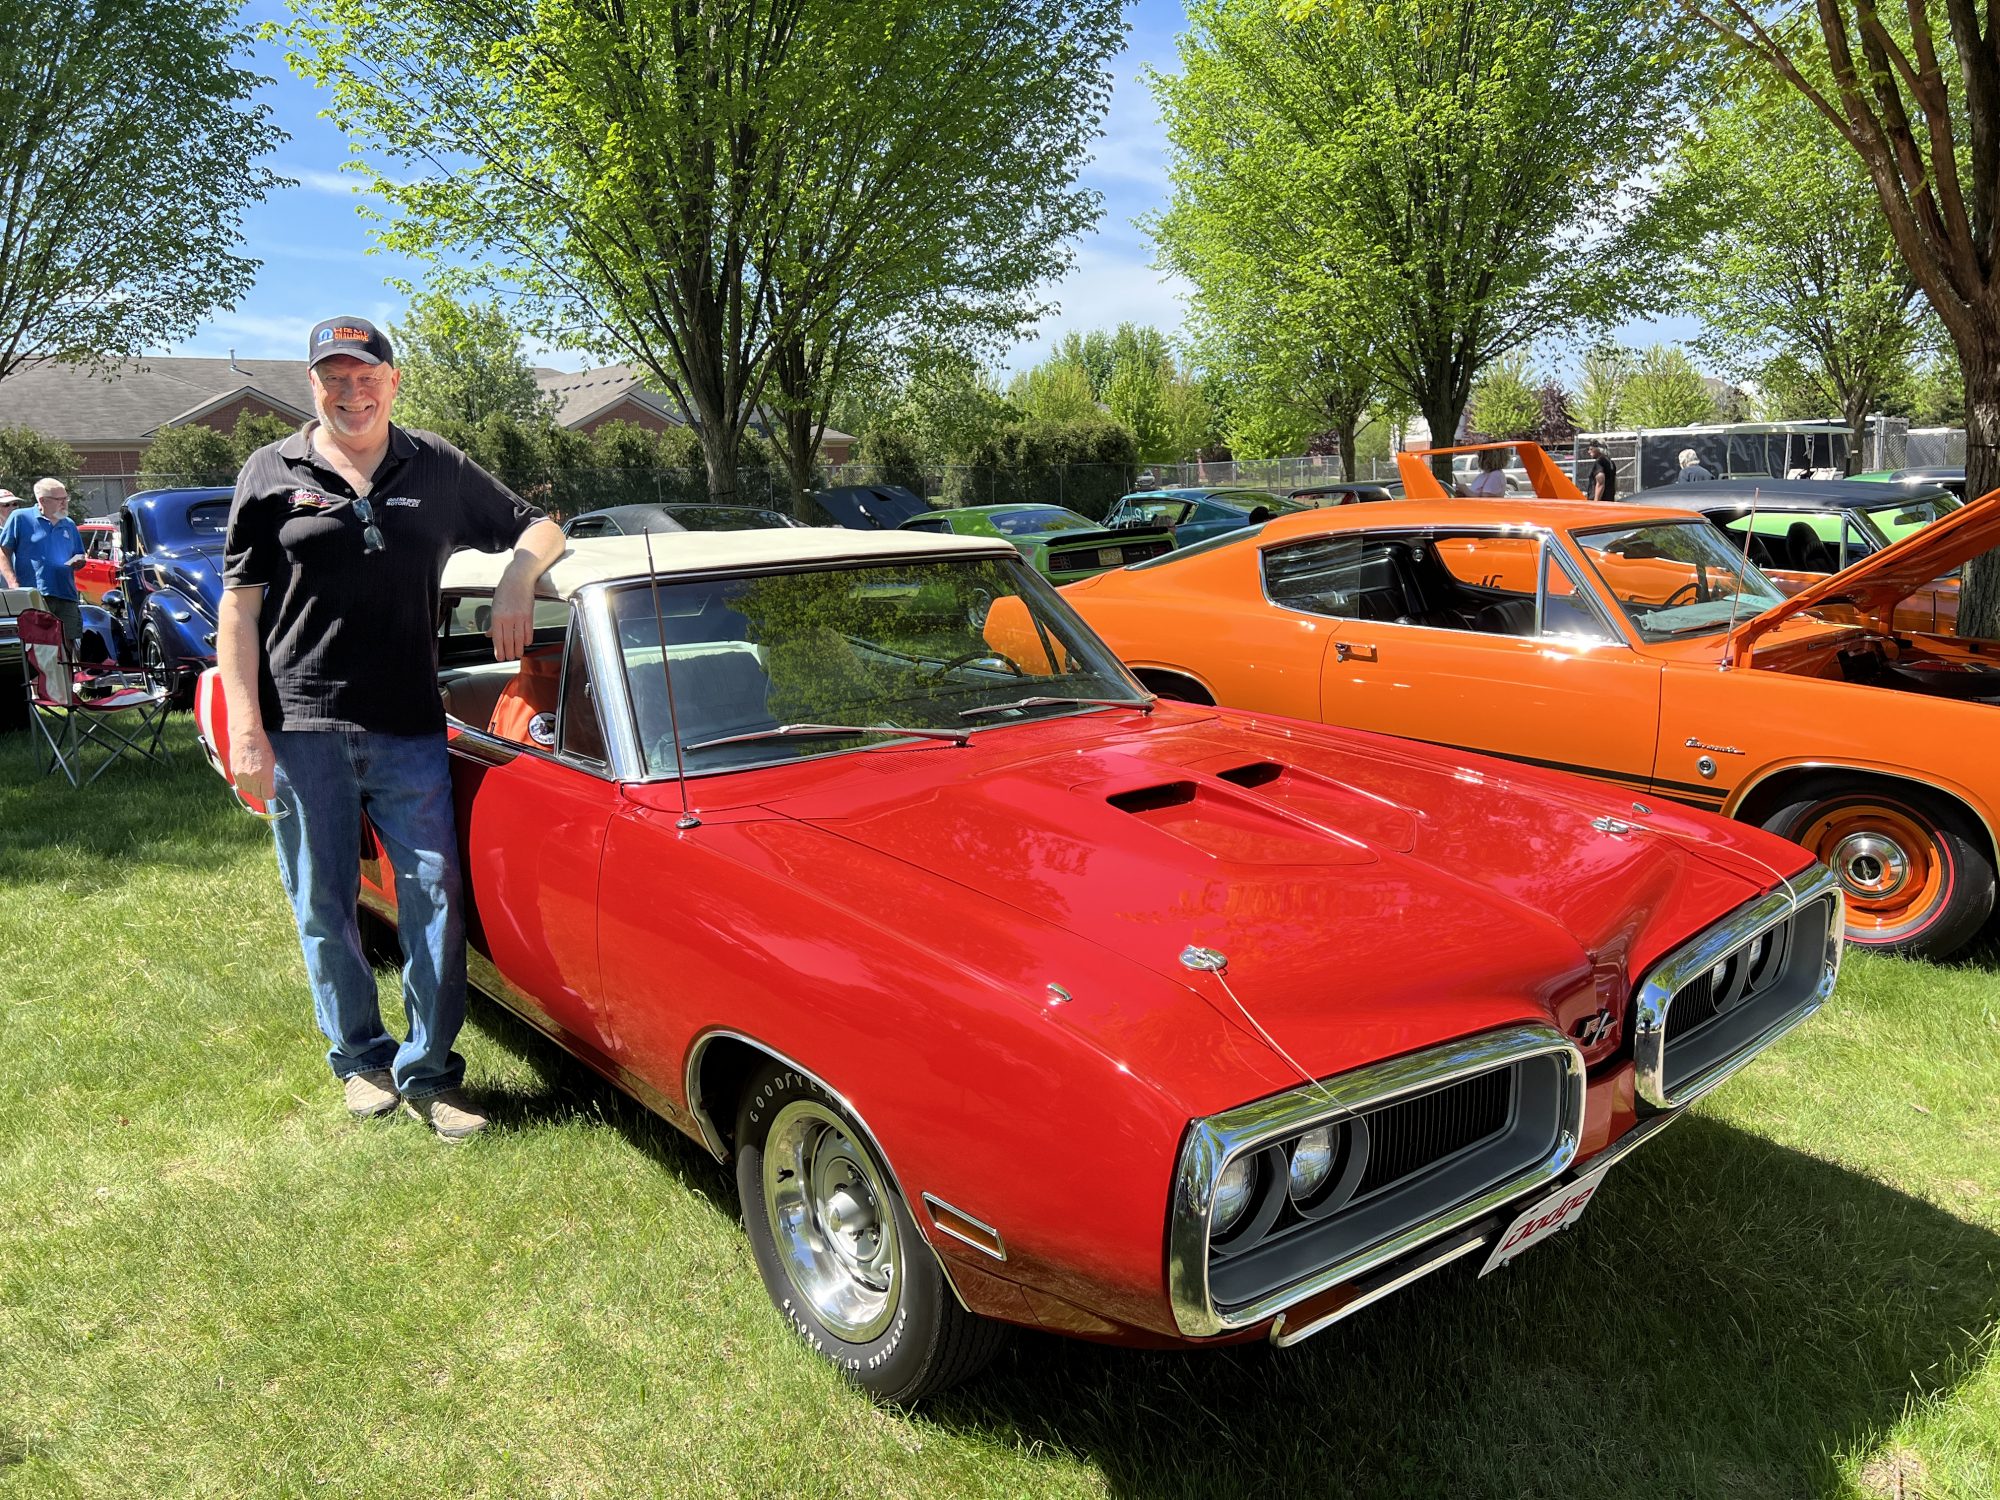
[0, 478, 87, 644]
[1584, 440, 1618, 503]
[218, 315, 565, 1141]
[1675, 447, 1714, 482]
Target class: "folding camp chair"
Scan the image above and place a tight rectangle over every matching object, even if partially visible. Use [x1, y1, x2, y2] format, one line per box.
[18, 608, 170, 786]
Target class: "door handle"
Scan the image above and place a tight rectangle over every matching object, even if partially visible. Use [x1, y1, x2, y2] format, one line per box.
[1335, 641, 1377, 663]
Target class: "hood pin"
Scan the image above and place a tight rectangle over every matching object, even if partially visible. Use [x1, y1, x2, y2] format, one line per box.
[1180, 946, 1229, 974]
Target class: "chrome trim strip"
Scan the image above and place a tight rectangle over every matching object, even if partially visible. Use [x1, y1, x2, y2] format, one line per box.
[922, 1193, 1008, 1262]
[1630, 862, 1844, 1111]
[682, 1027, 976, 1313]
[1167, 1022, 1586, 1338]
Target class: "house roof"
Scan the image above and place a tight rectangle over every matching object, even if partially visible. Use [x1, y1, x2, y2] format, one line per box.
[533, 363, 854, 445]
[0, 357, 315, 443]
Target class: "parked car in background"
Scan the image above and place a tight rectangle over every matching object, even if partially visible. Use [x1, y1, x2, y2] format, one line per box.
[1105, 486, 1325, 545]
[75, 520, 121, 605]
[198, 525, 1841, 1400]
[1623, 478, 1963, 634]
[897, 503, 1175, 581]
[1851, 465, 1968, 501]
[563, 502, 808, 537]
[1286, 480, 1395, 506]
[102, 487, 232, 704]
[1064, 489, 2000, 957]
[812, 484, 931, 530]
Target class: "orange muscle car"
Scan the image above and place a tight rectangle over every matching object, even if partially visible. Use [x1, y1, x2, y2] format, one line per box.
[1063, 490, 2000, 958]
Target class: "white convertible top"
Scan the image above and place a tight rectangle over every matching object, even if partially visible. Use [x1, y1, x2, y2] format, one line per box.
[441, 526, 1013, 600]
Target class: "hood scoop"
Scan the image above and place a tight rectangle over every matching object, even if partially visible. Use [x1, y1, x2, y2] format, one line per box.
[1105, 774, 1376, 867]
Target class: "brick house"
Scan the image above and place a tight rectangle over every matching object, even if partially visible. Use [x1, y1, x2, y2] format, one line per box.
[538, 363, 855, 463]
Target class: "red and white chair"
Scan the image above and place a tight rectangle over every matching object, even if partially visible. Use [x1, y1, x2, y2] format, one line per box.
[18, 608, 169, 785]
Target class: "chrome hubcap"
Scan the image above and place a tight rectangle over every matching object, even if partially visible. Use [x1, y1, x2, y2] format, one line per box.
[1833, 832, 1909, 899]
[763, 1100, 899, 1342]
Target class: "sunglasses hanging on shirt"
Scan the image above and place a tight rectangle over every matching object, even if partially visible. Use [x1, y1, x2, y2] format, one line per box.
[351, 496, 386, 555]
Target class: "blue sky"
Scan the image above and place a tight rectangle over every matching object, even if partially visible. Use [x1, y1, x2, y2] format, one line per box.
[178, 2, 1678, 377]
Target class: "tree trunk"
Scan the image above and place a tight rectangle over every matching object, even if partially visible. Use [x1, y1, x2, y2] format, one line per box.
[768, 334, 823, 521]
[1336, 417, 1359, 482]
[697, 419, 740, 506]
[1957, 351, 2000, 639]
[1844, 392, 1870, 478]
[1419, 398, 1460, 485]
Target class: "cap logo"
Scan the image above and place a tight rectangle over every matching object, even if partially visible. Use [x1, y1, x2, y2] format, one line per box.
[315, 328, 334, 345]
[327, 325, 371, 342]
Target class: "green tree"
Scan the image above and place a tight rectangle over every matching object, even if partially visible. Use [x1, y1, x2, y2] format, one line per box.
[1152, 0, 1702, 479]
[1573, 342, 1636, 432]
[137, 424, 239, 487]
[1908, 350, 1967, 427]
[1469, 352, 1545, 440]
[1672, 75, 1926, 463]
[288, 0, 1117, 513]
[1007, 360, 1100, 424]
[0, 0, 281, 386]
[885, 346, 1018, 465]
[1698, 0, 2000, 632]
[0, 427, 79, 500]
[1621, 344, 1719, 427]
[390, 291, 553, 432]
[1160, 374, 1220, 464]
[230, 410, 296, 462]
[1103, 357, 1171, 462]
[757, 1, 1121, 511]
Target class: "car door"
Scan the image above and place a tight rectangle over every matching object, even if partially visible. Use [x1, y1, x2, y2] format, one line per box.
[437, 598, 619, 1055]
[76, 528, 119, 604]
[1278, 526, 1665, 795]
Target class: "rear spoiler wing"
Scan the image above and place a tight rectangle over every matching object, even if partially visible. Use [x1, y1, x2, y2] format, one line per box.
[1396, 442, 1586, 502]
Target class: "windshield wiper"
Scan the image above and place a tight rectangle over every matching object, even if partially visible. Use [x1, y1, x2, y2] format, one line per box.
[958, 694, 1154, 719]
[682, 722, 971, 751]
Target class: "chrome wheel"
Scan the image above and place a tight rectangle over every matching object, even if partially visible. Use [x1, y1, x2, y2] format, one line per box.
[761, 1099, 900, 1342]
[1830, 831, 1910, 901]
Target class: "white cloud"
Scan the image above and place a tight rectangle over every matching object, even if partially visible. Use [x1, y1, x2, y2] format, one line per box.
[999, 245, 1191, 373]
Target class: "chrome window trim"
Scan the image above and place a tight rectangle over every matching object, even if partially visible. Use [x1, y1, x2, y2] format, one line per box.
[1629, 861, 1844, 1111]
[1166, 1022, 1585, 1338]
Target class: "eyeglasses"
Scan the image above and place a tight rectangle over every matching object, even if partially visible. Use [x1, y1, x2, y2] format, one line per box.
[352, 496, 385, 555]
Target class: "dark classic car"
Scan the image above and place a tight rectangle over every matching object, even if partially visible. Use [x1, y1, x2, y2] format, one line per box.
[563, 502, 809, 537]
[1106, 487, 1328, 546]
[897, 503, 1176, 581]
[200, 525, 1842, 1400]
[90, 487, 233, 703]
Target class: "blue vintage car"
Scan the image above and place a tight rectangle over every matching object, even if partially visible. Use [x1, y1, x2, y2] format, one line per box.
[1103, 486, 1329, 546]
[101, 487, 232, 703]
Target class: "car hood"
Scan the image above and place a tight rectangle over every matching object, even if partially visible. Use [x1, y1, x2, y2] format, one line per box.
[1730, 484, 2000, 657]
[747, 713, 1783, 1084]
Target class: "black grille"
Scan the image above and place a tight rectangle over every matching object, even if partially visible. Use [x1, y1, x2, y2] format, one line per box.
[1666, 969, 1719, 1041]
[1666, 914, 1795, 1046]
[1355, 1066, 1513, 1196]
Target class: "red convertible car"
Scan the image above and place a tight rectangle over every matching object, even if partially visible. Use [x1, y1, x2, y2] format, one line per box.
[204, 528, 1841, 1400]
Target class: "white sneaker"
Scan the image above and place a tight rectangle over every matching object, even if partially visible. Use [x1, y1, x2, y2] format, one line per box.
[401, 1089, 490, 1142]
[343, 1069, 399, 1119]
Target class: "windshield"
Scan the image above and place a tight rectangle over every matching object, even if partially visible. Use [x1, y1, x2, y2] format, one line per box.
[1864, 495, 1958, 543]
[987, 507, 1092, 536]
[612, 555, 1145, 775]
[1574, 520, 1788, 641]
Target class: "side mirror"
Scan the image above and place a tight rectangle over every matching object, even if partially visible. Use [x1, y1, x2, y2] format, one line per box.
[102, 589, 123, 613]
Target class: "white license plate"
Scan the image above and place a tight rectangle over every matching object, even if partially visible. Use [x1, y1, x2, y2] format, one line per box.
[1478, 1164, 1610, 1276]
[1096, 548, 1122, 566]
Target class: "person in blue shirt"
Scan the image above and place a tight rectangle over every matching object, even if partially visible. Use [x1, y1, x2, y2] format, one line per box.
[0, 478, 87, 644]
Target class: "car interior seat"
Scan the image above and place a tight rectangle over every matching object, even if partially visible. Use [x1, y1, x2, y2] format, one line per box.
[1386, 544, 1467, 629]
[488, 643, 563, 747]
[1472, 597, 1538, 636]
[1785, 520, 1835, 573]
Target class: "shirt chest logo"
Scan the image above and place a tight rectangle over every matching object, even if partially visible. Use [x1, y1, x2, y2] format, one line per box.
[383, 496, 422, 509]
[288, 489, 332, 509]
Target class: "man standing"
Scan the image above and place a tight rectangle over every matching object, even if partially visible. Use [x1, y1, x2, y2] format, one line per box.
[1584, 440, 1618, 503]
[218, 316, 564, 1141]
[0, 479, 86, 644]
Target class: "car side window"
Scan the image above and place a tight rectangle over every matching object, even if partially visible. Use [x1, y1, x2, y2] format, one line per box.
[558, 617, 609, 766]
[903, 517, 951, 534]
[568, 517, 610, 538]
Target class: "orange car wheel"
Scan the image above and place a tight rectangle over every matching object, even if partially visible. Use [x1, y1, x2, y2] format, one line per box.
[1762, 780, 1994, 959]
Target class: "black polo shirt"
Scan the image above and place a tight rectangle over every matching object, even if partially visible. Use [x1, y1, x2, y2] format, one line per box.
[224, 423, 543, 734]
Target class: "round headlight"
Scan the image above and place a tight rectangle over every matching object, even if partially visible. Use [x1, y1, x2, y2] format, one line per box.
[1212, 1155, 1257, 1234]
[1288, 1126, 1335, 1202]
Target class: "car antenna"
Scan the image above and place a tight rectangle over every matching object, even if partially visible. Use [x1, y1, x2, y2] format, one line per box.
[1719, 484, 1759, 671]
[641, 527, 699, 830]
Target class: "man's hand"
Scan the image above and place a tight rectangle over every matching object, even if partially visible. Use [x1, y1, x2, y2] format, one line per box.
[231, 721, 276, 807]
[489, 576, 535, 662]
[68, 553, 87, 569]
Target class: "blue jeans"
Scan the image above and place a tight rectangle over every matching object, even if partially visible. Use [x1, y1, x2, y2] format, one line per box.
[268, 729, 466, 1099]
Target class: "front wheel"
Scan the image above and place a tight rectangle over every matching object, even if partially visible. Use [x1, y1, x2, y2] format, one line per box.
[734, 1062, 1007, 1401]
[1760, 779, 1994, 958]
[141, 626, 187, 708]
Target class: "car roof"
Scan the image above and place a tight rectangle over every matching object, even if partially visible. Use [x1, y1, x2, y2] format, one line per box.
[442, 526, 1013, 599]
[1624, 478, 1950, 510]
[1252, 498, 1702, 542]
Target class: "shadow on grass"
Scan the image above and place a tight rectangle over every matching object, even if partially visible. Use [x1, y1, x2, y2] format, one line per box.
[925, 1117, 2000, 1499]
[460, 990, 735, 1215]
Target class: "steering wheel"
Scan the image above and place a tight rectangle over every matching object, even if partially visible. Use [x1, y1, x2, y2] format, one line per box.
[922, 649, 1027, 682]
[1662, 581, 1702, 607]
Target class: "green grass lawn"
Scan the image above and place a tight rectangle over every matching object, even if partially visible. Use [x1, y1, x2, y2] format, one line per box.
[1, 722, 1995, 1499]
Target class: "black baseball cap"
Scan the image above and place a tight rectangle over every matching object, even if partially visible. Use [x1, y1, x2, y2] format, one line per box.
[307, 316, 394, 368]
